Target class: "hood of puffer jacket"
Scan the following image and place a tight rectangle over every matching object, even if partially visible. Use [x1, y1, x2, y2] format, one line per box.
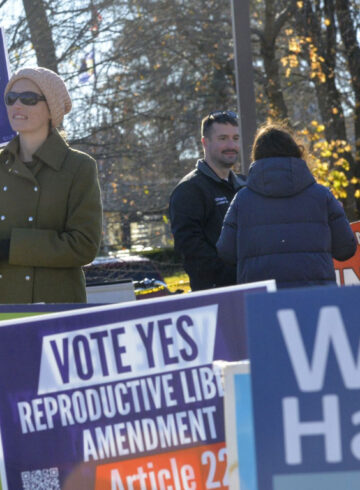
[246, 156, 316, 197]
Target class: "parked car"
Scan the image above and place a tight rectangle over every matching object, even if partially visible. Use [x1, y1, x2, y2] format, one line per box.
[83, 252, 171, 300]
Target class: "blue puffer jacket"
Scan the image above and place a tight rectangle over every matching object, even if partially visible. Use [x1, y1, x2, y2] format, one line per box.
[216, 157, 356, 288]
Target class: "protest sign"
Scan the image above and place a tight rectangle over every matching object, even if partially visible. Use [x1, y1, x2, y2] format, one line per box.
[334, 221, 360, 285]
[246, 285, 360, 490]
[0, 28, 16, 146]
[0, 280, 275, 489]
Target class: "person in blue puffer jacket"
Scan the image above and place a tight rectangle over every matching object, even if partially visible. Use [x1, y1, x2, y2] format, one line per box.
[216, 122, 357, 289]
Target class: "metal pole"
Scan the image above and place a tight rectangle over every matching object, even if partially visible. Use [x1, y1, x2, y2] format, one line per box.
[230, 0, 257, 174]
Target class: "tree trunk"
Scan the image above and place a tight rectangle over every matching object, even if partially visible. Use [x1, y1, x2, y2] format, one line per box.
[298, 0, 347, 142]
[259, 1, 291, 120]
[335, 0, 360, 172]
[295, 0, 358, 219]
[22, 0, 58, 72]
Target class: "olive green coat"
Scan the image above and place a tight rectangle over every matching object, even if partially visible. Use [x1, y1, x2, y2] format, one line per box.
[0, 129, 102, 303]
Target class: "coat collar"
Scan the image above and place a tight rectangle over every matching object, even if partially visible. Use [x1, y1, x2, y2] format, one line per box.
[196, 159, 246, 191]
[2, 129, 69, 172]
[34, 129, 69, 171]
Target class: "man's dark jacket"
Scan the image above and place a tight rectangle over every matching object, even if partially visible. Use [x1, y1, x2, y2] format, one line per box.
[217, 156, 356, 288]
[169, 159, 246, 291]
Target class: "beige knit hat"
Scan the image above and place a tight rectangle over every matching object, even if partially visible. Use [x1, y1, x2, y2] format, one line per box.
[5, 67, 72, 128]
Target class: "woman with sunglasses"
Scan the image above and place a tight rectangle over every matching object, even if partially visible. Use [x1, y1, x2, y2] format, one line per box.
[0, 66, 102, 303]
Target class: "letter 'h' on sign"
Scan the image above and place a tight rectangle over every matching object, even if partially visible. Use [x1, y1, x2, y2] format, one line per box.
[282, 395, 342, 464]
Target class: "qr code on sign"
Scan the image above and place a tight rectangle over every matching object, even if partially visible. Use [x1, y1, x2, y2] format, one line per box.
[21, 467, 60, 489]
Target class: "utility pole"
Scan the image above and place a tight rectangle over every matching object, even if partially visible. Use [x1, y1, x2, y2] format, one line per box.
[230, 0, 257, 174]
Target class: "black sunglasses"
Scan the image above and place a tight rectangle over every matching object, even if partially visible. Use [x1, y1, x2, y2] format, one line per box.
[5, 91, 46, 106]
[208, 110, 238, 120]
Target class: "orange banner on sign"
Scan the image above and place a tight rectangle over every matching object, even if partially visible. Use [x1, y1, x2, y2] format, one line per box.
[334, 221, 360, 285]
[95, 442, 228, 490]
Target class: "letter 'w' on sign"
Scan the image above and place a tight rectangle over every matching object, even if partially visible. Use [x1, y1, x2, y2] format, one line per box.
[277, 307, 360, 392]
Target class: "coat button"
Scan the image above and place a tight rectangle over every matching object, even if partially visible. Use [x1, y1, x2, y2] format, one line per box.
[25, 275, 31, 280]
[2, 186, 7, 191]
[0, 274, 3, 279]
[0, 216, 5, 221]
[34, 186, 38, 192]
[28, 217, 34, 222]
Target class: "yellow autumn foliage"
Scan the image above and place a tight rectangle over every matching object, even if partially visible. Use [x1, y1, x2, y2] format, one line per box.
[299, 122, 357, 200]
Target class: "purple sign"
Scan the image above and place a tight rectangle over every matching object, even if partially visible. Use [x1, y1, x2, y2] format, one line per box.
[0, 282, 274, 489]
[0, 28, 16, 146]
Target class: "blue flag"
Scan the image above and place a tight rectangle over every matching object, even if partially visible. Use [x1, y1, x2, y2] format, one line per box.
[0, 28, 16, 146]
[79, 49, 95, 83]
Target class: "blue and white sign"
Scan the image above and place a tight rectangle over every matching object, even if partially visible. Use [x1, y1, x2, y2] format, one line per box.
[0, 27, 15, 146]
[246, 285, 360, 490]
[221, 360, 257, 490]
